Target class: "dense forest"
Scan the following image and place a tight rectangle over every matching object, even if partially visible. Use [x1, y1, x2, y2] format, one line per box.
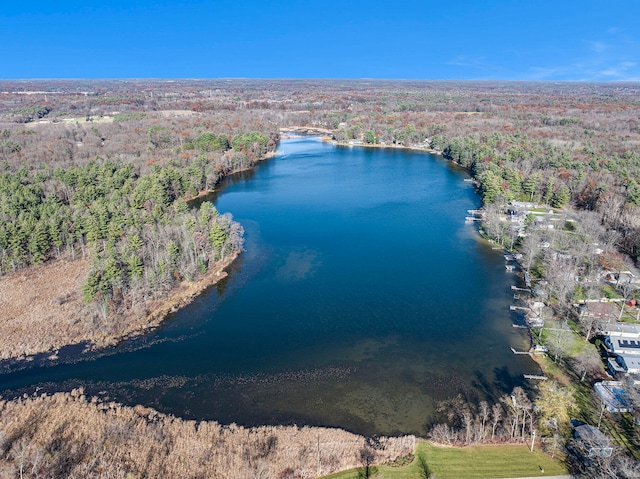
[2, 80, 639, 269]
[0, 87, 277, 324]
[0, 135, 269, 309]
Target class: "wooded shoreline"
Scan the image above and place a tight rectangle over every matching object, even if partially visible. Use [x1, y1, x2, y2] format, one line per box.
[0, 150, 278, 364]
[2, 78, 640, 476]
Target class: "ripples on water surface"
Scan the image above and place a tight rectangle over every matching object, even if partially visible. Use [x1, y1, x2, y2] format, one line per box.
[1, 137, 539, 436]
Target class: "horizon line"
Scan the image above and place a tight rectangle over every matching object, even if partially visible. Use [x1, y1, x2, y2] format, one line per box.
[1, 77, 640, 84]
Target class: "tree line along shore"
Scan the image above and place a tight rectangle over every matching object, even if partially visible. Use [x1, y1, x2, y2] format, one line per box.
[1, 79, 640, 477]
[0, 124, 276, 361]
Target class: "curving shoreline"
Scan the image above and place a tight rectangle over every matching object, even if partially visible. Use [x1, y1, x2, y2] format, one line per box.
[0, 136, 422, 476]
[1, 128, 572, 477]
[113, 250, 240, 341]
[0, 390, 416, 478]
[0, 151, 279, 364]
[281, 125, 444, 154]
[0, 131, 454, 370]
[0, 251, 241, 365]
[332, 139, 443, 156]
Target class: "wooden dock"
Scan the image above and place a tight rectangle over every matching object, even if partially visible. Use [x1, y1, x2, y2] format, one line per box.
[510, 305, 530, 312]
[524, 374, 548, 381]
[511, 347, 531, 355]
[511, 285, 531, 292]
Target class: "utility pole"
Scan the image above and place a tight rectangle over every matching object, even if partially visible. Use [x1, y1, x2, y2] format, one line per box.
[530, 429, 536, 452]
[597, 400, 606, 429]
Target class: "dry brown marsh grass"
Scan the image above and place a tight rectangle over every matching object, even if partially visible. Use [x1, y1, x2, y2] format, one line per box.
[0, 391, 415, 478]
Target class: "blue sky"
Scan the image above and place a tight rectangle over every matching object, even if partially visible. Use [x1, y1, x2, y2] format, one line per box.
[2, 0, 639, 80]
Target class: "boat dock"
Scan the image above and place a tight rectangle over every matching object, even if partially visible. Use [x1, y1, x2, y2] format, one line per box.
[465, 209, 484, 223]
[524, 374, 548, 381]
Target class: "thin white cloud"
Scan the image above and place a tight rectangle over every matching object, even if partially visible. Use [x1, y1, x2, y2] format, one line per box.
[600, 61, 637, 77]
[445, 55, 492, 70]
[528, 66, 567, 81]
[444, 27, 640, 81]
[528, 29, 640, 81]
[590, 41, 608, 53]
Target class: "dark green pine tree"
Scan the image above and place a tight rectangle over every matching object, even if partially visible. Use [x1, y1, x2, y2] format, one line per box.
[209, 223, 228, 259]
[28, 220, 49, 264]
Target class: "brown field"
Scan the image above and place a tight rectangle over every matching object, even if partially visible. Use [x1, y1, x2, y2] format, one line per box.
[0, 257, 89, 360]
[0, 253, 237, 361]
[0, 392, 415, 478]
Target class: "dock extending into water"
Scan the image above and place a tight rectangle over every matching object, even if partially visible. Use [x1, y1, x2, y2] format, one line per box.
[524, 374, 548, 381]
[465, 209, 483, 222]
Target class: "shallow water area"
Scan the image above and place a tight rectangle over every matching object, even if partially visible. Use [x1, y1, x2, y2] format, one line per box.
[0, 137, 538, 436]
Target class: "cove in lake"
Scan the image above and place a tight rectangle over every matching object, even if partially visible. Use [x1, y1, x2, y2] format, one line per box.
[0, 137, 539, 436]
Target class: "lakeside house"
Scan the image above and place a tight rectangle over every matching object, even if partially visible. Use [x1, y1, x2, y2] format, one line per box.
[581, 302, 621, 322]
[599, 322, 640, 378]
[510, 201, 536, 209]
[599, 321, 640, 340]
[607, 356, 628, 377]
[573, 424, 614, 458]
[523, 300, 545, 327]
[603, 336, 640, 355]
[594, 381, 632, 413]
[506, 208, 527, 223]
[607, 353, 640, 377]
[595, 322, 640, 378]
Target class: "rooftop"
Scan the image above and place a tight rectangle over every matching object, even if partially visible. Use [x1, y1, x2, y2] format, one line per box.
[598, 321, 640, 336]
[594, 381, 632, 413]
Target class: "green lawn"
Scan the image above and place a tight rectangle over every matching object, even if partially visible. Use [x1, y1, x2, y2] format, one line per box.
[529, 207, 555, 214]
[602, 285, 622, 299]
[322, 441, 568, 479]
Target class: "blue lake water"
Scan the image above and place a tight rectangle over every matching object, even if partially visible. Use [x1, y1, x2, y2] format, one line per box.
[0, 137, 537, 436]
